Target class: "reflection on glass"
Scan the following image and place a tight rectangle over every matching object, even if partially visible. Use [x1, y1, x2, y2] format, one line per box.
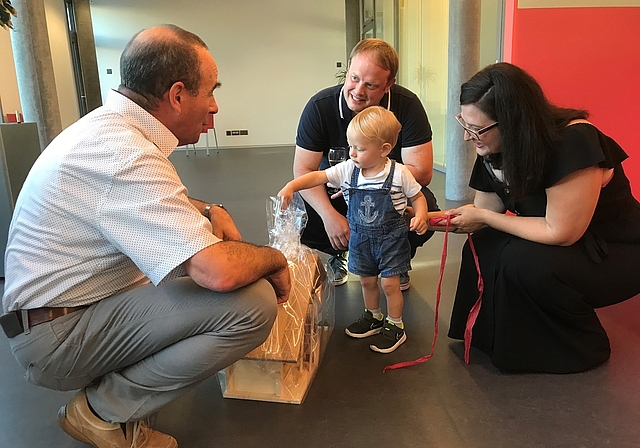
[328, 147, 348, 167]
[327, 147, 348, 195]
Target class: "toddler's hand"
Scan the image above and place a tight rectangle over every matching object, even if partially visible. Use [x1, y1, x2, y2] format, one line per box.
[276, 186, 293, 211]
[410, 217, 428, 235]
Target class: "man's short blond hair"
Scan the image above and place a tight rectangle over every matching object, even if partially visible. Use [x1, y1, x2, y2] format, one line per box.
[347, 106, 401, 148]
[349, 38, 399, 81]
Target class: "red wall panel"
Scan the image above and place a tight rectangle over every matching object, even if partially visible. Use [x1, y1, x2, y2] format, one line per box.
[511, 5, 640, 197]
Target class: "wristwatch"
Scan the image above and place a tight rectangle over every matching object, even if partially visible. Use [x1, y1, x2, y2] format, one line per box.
[203, 203, 225, 219]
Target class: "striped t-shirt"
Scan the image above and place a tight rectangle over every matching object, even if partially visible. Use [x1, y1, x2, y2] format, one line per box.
[325, 159, 422, 215]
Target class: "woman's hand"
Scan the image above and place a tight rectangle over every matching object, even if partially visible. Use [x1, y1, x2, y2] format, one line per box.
[448, 205, 488, 234]
[445, 192, 502, 234]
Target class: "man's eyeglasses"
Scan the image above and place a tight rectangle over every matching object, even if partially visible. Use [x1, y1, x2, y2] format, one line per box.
[455, 113, 498, 140]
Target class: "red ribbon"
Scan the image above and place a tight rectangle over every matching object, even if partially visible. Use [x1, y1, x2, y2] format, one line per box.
[382, 215, 484, 373]
[463, 234, 483, 364]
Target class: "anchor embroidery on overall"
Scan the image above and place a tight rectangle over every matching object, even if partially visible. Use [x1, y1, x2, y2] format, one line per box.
[358, 195, 379, 223]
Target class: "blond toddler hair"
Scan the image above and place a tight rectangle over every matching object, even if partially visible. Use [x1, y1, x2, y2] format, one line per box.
[347, 106, 402, 148]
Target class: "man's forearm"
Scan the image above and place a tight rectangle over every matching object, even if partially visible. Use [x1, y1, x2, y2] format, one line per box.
[298, 185, 340, 220]
[188, 197, 208, 215]
[185, 241, 288, 292]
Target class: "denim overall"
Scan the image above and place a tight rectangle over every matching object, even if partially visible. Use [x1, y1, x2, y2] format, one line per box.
[347, 160, 411, 278]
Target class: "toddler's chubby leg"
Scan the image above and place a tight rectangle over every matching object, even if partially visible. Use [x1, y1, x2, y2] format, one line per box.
[380, 275, 403, 320]
[345, 275, 384, 339]
[370, 275, 407, 354]
[360, 275, 381, 311]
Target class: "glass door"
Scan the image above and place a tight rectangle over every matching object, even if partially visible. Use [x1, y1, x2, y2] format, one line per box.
[359, 0, 505, 171]
[361, 0, 397, 48]
[396, 0, 505, 170]
[64, 0, 88, 117]
[397, 0, 449, 169]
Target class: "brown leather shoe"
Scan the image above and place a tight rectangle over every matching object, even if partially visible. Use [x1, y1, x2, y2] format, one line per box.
[58, 389, 178, 447]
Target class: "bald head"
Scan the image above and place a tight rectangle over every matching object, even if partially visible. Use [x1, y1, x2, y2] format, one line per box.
[119, 25, 208, 110]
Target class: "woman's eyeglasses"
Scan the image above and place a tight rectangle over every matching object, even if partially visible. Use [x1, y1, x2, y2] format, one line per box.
[455, 113, 498, 140]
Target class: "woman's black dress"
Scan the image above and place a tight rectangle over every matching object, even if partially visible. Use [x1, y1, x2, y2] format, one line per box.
[448, 123, 640, 373]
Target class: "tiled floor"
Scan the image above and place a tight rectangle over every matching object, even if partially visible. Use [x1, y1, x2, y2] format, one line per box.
[2, 146, 640, 447]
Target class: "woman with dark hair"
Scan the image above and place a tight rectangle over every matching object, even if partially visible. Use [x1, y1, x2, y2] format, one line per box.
[446, 62, 640, 373]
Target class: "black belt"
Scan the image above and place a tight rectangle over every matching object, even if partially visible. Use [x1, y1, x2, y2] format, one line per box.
[1, 306, 88, 338]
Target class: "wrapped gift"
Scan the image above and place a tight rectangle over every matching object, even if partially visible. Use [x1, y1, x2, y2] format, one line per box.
[217, 195, 335, 404]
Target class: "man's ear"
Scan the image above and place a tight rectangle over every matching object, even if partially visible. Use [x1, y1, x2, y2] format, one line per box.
[167, 82, 186, 113]
[384, 77, 396, 93]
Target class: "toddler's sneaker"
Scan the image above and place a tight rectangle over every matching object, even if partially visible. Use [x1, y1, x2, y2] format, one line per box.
[345, 310, 384, 338]
[369, 320, 407, 353]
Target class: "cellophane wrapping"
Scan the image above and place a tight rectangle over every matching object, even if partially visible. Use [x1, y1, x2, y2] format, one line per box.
[217, 193, 335, 404]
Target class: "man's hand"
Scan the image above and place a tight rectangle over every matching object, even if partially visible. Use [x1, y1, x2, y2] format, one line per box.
[323, 211, 350, 251]
[294, 147, 350, 250]
[266, 264, 291, 304]
[209, 205, 242, 241]
[185, 242, 291, 299]
[329, 187, 344, 200]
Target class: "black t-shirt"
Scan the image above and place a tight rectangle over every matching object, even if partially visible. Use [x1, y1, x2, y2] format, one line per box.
[296, 84, 432, 169]
[469, 123, 640, 242]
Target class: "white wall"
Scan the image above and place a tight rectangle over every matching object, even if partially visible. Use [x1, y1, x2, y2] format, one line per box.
[90, 0, 346, 148]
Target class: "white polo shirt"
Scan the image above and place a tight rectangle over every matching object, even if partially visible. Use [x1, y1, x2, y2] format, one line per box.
[2, 90, 219, 311]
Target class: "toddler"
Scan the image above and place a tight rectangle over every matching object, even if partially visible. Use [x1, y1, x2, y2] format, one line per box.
[278, 106, 428, 353]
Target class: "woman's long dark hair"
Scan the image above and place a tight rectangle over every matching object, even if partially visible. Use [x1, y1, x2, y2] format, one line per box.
[460, 63, 588, 198]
